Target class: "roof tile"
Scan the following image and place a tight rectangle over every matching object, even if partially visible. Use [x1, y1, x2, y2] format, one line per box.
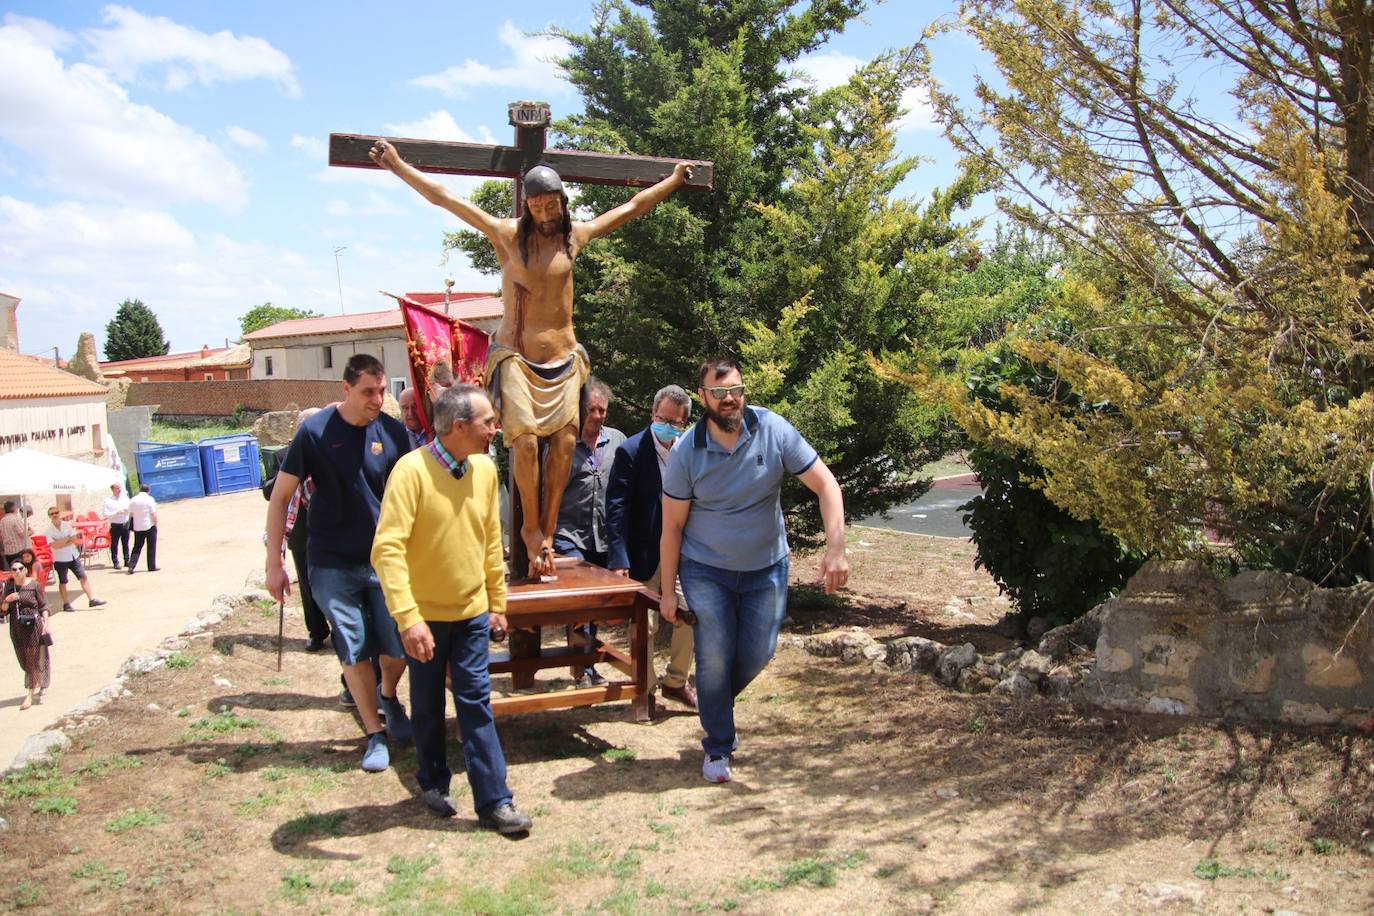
[0, 349, 108, 400]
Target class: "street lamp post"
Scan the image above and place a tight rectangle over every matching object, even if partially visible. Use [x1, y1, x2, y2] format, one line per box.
[333, 246, 347, 315]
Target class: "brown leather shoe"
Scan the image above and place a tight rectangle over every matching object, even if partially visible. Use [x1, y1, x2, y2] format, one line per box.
[660, 683, 698, 709]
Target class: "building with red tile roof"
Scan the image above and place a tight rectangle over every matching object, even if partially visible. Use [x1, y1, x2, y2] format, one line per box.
[100, 344, 251, 382]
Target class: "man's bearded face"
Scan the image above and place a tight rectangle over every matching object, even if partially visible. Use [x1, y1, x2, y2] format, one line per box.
[527, 193, 564, 237]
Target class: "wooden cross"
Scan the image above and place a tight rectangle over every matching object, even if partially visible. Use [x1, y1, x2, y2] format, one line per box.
[329, 100, 713, 214]
[329, 101, 712, 586]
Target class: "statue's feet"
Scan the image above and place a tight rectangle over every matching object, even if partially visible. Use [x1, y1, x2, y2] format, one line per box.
[521, 526, 554, 579]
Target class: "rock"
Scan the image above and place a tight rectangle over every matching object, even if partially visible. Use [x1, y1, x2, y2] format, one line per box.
[993, 672, 1036, 698]
[1036, 603, 1107, 660]
[251, 409, 300, 446]
[119, 652, 165, 677]
[934, 787, 959, 799]
[0, 816, 8, 831]
[1014, 649, 1054, 682]
[956, 666, 983, 693]
[1145, 696, 1187, 716]
[9, 730, 71, 771]
[1025, 616, 1052, 640]
[243, 570, 267, 590]
[776, 635, 806, 651]
[211, 677, 233, 688]
[885, 636, 944, 674]
[985, 663, 1005, 680]
[1043, 669, 1079, 698]
[781, 615, 795, 629]
[160, 637, 188, 652]
[145, 703, 161, 713]
[936, 643, 979, 686]
[861, 643, 888, 664]
[802, 629, 879, 663]
[198, 611, 224, 627]
[994, 647, 1025, 667]
[1136, 881, 1205, 907]
[69, 678, 128, 716]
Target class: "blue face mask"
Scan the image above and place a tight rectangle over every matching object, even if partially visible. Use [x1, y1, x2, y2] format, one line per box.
[651, 422, 684, 442]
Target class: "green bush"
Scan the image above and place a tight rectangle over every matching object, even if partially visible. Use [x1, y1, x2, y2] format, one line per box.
[961, 345, 1146, 631]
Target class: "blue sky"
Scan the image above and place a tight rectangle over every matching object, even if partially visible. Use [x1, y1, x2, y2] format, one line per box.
[0, 1, 977, 360]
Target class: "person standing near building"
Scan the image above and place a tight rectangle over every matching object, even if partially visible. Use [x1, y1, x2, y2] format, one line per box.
[398, 387, 431, 450]
[659, 357, 848, 784]
[265, 354, 413, 773]
[126, 485, 159, 574]
[553, 377, 624, 687]
[1, 501, 32, 567]
[372, 384, 532, 834]
[102, 483, 132, 569]
[2, 553, 50, 710]
[45, 507, 107, 611]
[606, 384, 697, 710]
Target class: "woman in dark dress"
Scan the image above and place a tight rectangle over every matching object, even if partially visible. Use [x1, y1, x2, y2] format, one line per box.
[2, 552, 50, 709]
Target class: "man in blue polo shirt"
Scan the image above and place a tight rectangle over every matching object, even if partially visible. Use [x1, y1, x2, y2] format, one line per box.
[659, 356, 849, 784]
[265, 353, 414, 773]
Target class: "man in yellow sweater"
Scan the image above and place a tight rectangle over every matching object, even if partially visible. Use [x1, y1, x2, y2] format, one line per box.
[372, 384, 533, 834]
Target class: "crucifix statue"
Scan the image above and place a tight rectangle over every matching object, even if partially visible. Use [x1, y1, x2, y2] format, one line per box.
[330, 102, 711, 580]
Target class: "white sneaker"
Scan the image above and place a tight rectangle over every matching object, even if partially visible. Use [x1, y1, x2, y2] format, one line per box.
[702, 754, 732, 783]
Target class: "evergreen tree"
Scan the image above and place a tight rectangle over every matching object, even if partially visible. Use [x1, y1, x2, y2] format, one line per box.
[546, 0, 981, 539]
[104, 299, 169, 361]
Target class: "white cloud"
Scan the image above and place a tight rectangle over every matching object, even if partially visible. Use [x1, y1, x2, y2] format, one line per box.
[325, 191, 405, 218]
[794, 51, 937, 132]
[83, 5, 300, 97]
[896, 86, 937, 133]
[384, 110, 479, 142]
[0, 23, 248, 210]
[289, 134, 326, 160]
[794, 51, 865, 90]
[410, 21, 569, 98]
[225, 125, 266, 150]
[2, 12, 74, 50]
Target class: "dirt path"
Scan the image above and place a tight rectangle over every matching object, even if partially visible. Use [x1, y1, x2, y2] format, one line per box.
[0, 489, 266, 766]
[0, 528, 1369, 913]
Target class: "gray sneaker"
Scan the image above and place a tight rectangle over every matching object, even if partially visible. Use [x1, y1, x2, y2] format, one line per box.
[702, 754, 732, 784]
[422, 788, 457, 818]
[377, 688, 413, 745]
[478, 802, 533, 835]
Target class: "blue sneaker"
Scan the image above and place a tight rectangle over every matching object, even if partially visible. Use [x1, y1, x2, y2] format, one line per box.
[361, 731, 390, 772]
[377, 687, 413, 745]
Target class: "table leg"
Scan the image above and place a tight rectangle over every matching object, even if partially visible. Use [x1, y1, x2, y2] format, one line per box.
[509, 625, 541, 689]
[632, 593, 653, 722]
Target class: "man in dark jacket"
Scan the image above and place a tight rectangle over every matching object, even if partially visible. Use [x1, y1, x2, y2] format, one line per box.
[605, 384, 697, 709]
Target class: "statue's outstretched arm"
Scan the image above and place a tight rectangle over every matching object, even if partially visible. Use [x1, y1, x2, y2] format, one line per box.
[370, 139, 503, 241]
[579, 162, 693, 243]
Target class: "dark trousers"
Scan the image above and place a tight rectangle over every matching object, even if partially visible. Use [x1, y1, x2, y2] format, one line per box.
[109, 522, 130, 568]
[407, 614, 513, 816]
[129, 526, 157, 571]
[289, 543, 330, 641]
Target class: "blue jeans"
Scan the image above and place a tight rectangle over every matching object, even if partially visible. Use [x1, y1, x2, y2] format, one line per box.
[407, 615, 513, 816]
[678, 555, 790, 757]
[310, 564, 404, 666]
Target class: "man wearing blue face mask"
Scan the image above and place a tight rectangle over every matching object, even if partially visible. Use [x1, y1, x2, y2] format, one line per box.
[606, 384, 697, 710]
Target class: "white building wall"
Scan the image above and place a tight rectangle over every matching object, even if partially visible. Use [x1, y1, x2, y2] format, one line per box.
[249, 333, 409, 381]
[0, 396, 109, 457]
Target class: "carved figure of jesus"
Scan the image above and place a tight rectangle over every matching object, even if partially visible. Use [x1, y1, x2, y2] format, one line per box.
[370, 140, 692, 578]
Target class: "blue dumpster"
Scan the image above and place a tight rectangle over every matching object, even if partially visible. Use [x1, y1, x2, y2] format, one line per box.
[198, 434, 262, 496]
[135, 441, 205, 501]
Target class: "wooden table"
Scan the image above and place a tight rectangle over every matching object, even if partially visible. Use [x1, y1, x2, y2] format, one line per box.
[489, 559, 657, 722]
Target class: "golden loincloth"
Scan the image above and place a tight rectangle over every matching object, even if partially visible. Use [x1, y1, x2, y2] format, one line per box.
[485, 343, 590, 445]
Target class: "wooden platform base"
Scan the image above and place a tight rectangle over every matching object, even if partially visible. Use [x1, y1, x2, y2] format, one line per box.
[492, 559, 656, 722]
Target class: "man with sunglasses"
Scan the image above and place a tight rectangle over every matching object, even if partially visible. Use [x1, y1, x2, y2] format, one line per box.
[606, 384, 698, 710]
[45, 507, 107, 611]
[659, 358, 848, 783]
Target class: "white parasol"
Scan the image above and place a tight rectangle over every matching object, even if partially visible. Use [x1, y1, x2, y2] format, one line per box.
[0, 448, 123, 494]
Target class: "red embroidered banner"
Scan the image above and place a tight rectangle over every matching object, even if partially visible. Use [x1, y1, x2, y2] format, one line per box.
[398, 297, 489, 434]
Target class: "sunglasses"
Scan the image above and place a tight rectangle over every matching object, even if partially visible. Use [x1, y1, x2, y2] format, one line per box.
[9, 565, 23, 572]
[702, 385, 746, 400]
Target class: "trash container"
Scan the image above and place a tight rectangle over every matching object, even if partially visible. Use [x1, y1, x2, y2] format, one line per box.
[198, 434, 263, 496]
[135, 441, 206, 501]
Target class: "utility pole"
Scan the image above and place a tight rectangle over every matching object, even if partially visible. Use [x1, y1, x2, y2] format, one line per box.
[333, 246, 347, 315]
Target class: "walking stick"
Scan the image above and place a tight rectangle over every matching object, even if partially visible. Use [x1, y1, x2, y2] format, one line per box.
[277, 599, 285, 672]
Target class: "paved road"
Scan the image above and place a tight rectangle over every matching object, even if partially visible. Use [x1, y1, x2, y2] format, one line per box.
[856, 473, 981, 539]
[1, 489, 266, 766]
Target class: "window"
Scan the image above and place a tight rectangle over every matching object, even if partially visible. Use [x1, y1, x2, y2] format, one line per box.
[390, 377, 407, 399]
[203, 373, 213, 381]
[92, 423, 103, 455]
[264, 356, 274, 376]
[323, 346, 333, 369]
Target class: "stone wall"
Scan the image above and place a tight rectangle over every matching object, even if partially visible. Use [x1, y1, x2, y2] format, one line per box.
[124, 380, 340, 417]
[1089, 561, 1373, 726]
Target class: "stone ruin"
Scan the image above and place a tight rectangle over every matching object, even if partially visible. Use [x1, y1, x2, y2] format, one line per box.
[66, 331, 105, 383]
[801, 560, 1372, 728]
